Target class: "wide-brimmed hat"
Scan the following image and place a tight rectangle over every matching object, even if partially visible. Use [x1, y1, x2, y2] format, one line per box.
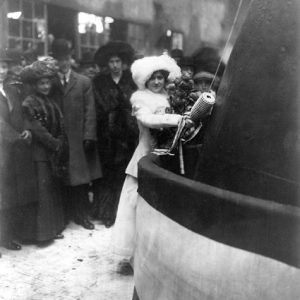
[0, 48, 13, 63]
[131, 54, 181, 90]
[52, 39, 73, 59]
[94, 41, 135, 67]
[20, 60, 57, 83]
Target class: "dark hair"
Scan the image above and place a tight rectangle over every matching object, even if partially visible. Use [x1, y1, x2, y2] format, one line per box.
[94, 41, 135, 67]
[150, 69, 169, 80]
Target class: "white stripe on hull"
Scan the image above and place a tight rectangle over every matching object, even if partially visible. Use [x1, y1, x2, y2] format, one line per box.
[134, 197, 300, 300]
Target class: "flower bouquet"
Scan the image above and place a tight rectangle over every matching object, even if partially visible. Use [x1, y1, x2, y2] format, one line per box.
[151, 72, 215, 153]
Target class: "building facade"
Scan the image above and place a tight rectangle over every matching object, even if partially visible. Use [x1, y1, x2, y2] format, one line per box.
[0, 0, 250, 60]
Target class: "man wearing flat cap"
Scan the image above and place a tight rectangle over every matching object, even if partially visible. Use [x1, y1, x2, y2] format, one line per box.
[193, 71, 220, 94]
[92, 41, 138, 227]
[52, 39, 102, 230]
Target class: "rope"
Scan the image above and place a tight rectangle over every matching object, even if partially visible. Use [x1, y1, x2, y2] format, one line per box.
[179, 139, 185, 175]
[209, 0, 245, 90]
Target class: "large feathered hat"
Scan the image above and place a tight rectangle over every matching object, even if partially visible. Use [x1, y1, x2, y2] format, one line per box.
[131, 54, 181, 90]
[20, 59, 57, 83]
[94, 41, 135, 67]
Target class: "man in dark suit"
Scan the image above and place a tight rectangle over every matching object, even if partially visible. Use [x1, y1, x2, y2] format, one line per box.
[52, 39, 102, 230]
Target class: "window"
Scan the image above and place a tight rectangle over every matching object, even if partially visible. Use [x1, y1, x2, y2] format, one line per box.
[77, 12, 111, 59]
[7, 0, 47, 55]
[171, 32, 184, 50]
[127, 23, 149, 53]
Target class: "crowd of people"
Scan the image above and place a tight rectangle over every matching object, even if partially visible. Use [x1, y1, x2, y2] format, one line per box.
[0, 39, 224, 275]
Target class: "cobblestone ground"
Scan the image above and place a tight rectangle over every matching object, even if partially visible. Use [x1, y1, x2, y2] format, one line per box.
[0, 221, 134, 300]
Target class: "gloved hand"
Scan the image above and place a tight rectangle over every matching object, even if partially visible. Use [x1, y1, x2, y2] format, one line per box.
[83, 139, 96, 152]
[20, 130, 32, 145]
[184, 117, 195, 129]
[182, 117, 196, 139]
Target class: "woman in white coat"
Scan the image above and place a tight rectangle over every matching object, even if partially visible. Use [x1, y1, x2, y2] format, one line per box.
[113, 54, 186, 274]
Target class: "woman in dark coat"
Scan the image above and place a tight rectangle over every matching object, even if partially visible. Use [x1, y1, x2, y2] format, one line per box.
[93, 41, 138, 227]
[21, 60, 68, 243]
[0, 85, 22, 251]
[0, 49, 35, 251]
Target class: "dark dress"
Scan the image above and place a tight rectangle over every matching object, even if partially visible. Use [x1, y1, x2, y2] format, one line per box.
[22, 93, 67, 242]
[0, 77, 38, 245]
[93, 69, 138, 224]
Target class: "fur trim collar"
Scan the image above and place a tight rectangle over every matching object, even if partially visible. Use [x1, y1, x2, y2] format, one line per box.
[131, 55, 181, 90]
[130, 90, 170, 112]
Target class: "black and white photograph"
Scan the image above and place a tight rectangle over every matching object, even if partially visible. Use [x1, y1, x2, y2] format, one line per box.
[0, 0, 299, 299]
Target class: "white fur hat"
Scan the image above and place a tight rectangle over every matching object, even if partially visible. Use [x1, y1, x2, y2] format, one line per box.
[131, 54, 181, 89]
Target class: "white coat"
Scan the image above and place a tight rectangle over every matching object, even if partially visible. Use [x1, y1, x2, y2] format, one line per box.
[113, 89, 182, 258]
[126, 89, 182, 178]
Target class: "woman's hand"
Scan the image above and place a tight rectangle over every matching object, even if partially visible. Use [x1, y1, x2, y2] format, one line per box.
[20, 130, 32, 145]
[182, 117, 196, 139]
[184, 117, 195, 129]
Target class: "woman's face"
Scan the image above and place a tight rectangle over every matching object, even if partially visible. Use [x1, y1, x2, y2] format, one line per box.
[56, 55, 71, 74]
[146, 71, 166, 94]
[36, 77, 52, 95]
[108, 55, 123, 75]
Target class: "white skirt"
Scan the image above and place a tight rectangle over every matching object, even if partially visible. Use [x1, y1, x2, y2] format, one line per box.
[112, 174, 138, 259]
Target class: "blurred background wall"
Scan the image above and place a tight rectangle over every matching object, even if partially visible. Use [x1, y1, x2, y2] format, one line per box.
[0, 0, 251, 61]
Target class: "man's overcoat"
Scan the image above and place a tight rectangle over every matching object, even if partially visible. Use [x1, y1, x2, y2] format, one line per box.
[55, 71, 102, 186]
[0, 80, 38, 211]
